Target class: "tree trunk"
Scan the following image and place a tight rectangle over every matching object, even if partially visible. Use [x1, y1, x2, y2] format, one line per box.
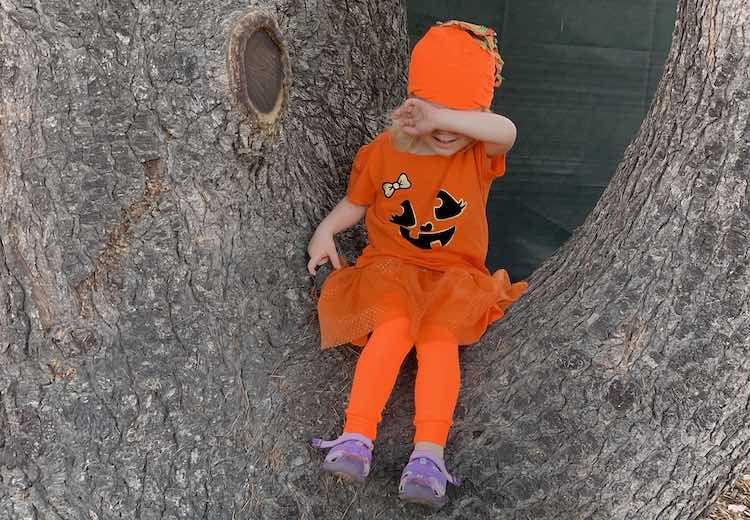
[0, 1, 747, 520]
[458, 1, 750, 518]
[0, 1, 408, 518]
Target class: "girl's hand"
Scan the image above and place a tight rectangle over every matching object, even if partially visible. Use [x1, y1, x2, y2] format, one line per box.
[307, 225, 342, 275]
[392, 98, 439, 136]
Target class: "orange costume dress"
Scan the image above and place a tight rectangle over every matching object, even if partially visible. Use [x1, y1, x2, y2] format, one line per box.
[318, 130, 527, 349]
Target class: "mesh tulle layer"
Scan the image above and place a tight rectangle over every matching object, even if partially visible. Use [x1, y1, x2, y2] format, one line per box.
[318, 256, 527, 349]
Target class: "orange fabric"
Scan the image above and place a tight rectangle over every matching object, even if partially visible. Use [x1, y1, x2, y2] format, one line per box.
[346, 132, 506, 270]
[413, 337, 460, 445]
[437, 20, 505, 87]
[344, 317, 414, 440]
[343, 319, 460, 446]
[407, 21, 504, 110]
[318, 131, 527, 348]
[343, 317, 413, 440]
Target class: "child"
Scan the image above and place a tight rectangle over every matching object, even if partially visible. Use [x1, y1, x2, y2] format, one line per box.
[308, 20, 528, 508]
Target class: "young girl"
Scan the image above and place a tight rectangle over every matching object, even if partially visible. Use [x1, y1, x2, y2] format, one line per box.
[308, 20, 527, 507]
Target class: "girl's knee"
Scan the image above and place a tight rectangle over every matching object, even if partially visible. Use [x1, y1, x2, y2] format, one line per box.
[364, 317, 415, 360]
[415, 339, 459, 364]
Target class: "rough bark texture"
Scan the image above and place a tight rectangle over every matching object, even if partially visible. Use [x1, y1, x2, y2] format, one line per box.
[0, 1, 408, 518]
[460, 1, 750, 518]
[0, 1, 748, 520]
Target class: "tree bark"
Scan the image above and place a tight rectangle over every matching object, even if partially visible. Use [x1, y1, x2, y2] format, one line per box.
[0, 1, 748, 519]
[0, 1, 408, 518]
[458, 1, 750, 518]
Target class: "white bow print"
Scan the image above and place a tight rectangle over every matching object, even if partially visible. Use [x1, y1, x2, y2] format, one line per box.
[382, 173, 411, 198]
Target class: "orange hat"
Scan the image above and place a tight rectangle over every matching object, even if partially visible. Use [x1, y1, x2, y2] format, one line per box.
[407, 20, 504, 110]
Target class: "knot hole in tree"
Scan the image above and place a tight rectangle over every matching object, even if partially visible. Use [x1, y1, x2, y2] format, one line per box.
[228, 11, 289, 126]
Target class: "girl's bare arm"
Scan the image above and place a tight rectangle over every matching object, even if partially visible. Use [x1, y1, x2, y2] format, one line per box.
[393, 98, 517, 155]
[307, 197, 367, 274]
[434, 109, 516, 155]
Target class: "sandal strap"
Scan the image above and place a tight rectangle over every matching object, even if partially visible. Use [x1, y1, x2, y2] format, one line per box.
[311, 432, 373, 451]
[407, 450, 461, 486]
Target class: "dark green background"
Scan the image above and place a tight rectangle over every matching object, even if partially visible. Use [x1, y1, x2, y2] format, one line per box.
[408, 0, 678, 280]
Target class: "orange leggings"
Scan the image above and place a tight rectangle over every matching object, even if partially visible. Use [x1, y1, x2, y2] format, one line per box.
[343, 317, 460, 446]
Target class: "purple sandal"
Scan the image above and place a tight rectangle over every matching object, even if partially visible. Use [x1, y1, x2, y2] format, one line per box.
[399, 450, 461, 508]
[311, 433, 373, 482]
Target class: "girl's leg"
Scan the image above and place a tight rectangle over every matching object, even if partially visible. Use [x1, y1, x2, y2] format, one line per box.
[343, 316, 414, 440]
[398, 337, 461, 505]
[413, 338, 461, 447]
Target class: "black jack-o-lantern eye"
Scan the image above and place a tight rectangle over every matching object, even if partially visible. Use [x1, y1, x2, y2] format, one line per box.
[390, 201, 417, 228]
[434, 190, 466, 220]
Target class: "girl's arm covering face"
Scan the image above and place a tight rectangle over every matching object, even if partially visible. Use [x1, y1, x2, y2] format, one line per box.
[433, 108, 516, 156]
[392, 97, 516, 156]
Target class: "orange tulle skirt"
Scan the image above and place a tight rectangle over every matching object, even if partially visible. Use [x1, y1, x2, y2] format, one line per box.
[317, 255, 527, 349]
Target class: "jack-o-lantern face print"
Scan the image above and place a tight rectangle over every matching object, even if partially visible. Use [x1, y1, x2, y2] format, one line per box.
[389, 190, 467, 249]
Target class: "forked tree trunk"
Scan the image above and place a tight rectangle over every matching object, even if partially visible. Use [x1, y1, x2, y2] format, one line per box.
[0, 0, 748, 519]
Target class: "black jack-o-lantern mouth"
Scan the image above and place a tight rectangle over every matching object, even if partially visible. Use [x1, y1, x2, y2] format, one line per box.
[389, 190, 467, 249]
